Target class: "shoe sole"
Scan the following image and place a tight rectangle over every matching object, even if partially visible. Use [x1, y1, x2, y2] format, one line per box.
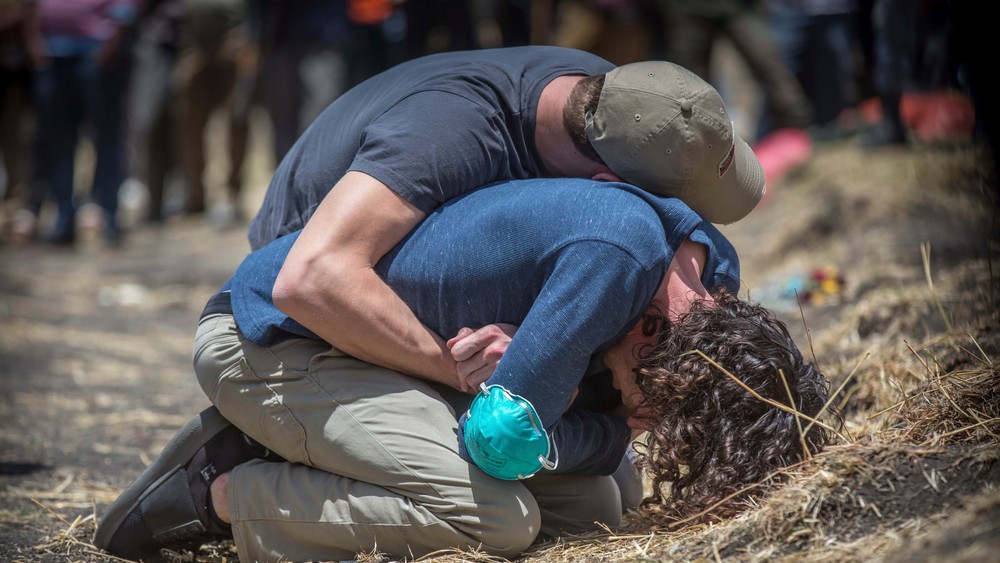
[94, 406, 230, 550]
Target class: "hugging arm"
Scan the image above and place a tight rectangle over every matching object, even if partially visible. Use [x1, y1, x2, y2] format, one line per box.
[271, 95, 508, 392]
[273, 171, 466, 390]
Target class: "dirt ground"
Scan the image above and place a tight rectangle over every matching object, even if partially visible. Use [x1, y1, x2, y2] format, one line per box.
[1, 119, 998, 562]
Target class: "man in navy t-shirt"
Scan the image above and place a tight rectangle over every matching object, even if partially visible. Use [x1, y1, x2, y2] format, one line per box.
[97, 179, 827, 562]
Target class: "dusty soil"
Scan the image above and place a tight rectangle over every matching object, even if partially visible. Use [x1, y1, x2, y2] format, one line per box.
[1, 128, 998, 563]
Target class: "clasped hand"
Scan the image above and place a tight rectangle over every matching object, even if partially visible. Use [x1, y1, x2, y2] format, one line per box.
[446, 324, 581, 415]
[446, 324, 518, 393]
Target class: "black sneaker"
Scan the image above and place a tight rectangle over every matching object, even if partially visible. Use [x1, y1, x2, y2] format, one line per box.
[94, 406, 277, 561]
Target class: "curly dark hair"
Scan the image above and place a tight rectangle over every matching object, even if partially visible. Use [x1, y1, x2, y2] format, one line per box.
[563, 74, 606, 165]
[632, 288, 830, 527]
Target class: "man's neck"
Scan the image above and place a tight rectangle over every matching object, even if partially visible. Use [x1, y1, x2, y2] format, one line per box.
[535, 75, 604, 178]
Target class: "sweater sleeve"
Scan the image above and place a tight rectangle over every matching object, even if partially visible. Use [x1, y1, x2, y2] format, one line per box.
[459, 240, 662, 475]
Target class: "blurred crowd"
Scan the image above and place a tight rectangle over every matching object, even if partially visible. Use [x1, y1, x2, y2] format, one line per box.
[0, 0, 988, 250]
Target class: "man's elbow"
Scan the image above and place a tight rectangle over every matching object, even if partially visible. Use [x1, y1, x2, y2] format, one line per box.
[272, 260, 317, 316]
[273, 247, 365, 318]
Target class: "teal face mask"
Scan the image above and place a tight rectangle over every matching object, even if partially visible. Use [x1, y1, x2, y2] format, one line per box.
[463, 384, 558, 480]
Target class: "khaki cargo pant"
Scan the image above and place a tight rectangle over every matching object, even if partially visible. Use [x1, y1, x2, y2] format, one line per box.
[193, 310, 630, 562]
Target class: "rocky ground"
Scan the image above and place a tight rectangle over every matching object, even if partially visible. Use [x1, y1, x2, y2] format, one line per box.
[1, 125, 998, 562]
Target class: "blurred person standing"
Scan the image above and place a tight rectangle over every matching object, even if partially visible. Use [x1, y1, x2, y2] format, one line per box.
[551, 0, 662, 66]
[402, 0, 478, 59]
[859, 0, 974, 149]
[124, 0, 184, 223]
[760, 0, 861, 142]
[30, 0, 139, 247]
[860, 0, 915, 147]
[0, 0, 42, 221]
[343, 0, 405, 88]
[951, 0, 998, 198]
[247, 0, 352, 164]
[492, 0, 532, 46]
[659, 0, 813, 140]
[172, 0, 253, 223]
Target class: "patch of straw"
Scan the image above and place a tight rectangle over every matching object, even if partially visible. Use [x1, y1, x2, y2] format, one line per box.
[687, 349, 848, 443]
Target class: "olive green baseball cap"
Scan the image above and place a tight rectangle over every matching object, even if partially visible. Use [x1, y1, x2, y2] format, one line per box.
[585, 61, 766, 224]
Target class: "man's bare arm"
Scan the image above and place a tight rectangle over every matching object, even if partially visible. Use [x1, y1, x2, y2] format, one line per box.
[272, 171, 466, 390]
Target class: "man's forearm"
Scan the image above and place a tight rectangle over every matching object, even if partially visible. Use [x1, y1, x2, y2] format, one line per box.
[273, 171, 461, 389]
[278, 261, 460, 387]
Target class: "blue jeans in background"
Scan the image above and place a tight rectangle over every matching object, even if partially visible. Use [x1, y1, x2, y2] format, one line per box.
[32, 41, 130, 243]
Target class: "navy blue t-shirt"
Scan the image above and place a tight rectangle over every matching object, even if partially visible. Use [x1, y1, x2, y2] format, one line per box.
[247, 46, 615, 250]
[230, 179, 741, 475]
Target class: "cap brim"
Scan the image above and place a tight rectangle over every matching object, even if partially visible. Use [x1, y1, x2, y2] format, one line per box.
[685, 136, 766, 224]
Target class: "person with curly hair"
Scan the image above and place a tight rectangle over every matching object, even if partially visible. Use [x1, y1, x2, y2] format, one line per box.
[626, 290, 829, 526]
[97, 177, 828, 562]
